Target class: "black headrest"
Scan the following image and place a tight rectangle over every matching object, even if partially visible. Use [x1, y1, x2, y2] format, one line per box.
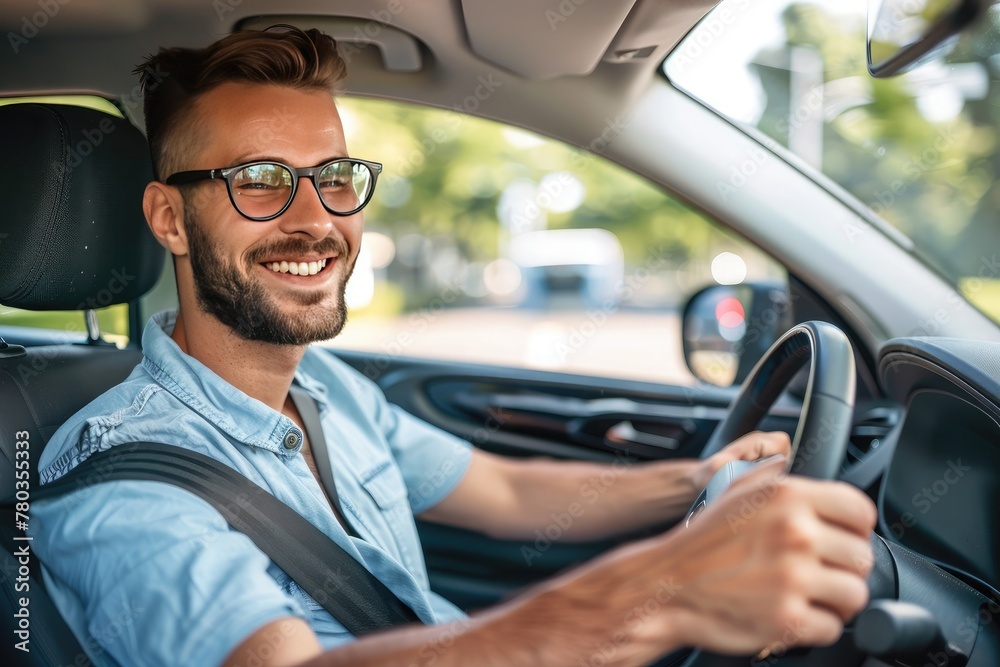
[0, 103, 164, 310]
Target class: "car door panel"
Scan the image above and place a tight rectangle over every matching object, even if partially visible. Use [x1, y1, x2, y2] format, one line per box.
[330, 348, 800, 609]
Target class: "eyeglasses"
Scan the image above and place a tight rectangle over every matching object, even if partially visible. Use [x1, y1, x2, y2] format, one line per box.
[165, 158, 383, 221]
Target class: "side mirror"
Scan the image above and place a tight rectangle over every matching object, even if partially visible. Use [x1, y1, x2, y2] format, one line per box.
[868, 0, 987, 77]
[681, 282, 792, 387]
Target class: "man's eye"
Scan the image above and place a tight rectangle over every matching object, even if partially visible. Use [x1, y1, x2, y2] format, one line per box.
[238, 181, 280, 191]
[320, 178, 351, 189]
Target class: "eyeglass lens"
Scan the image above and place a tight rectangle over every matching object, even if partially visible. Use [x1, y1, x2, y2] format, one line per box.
[230, 161, 374, 218]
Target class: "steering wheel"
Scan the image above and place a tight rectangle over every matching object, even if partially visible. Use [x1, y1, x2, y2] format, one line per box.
[701, 320, 855, 478]
[678, 321, 856, 666]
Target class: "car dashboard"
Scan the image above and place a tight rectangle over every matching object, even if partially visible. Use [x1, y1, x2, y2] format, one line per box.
[864, 337, 1000, 666]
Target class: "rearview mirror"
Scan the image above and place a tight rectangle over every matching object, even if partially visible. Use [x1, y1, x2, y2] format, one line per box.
[681, 282, 792, 387]
[868, 0, 987, 77]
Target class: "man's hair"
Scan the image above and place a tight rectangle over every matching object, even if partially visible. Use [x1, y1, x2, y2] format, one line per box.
[134, 26, 347, 180]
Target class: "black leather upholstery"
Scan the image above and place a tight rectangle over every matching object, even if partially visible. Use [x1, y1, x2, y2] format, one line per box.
[0, 345, 142, 495]
[0, 102, 161, 667]
[0, 103, 164, 310]
[0, 348, 141, 667]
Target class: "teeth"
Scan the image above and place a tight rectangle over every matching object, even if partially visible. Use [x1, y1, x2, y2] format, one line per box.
[265, 258, 331, 275]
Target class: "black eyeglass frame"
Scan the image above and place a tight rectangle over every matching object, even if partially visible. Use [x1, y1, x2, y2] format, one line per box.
[165, 157, 383, 221]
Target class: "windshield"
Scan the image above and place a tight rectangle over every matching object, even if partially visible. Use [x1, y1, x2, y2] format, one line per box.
[665, 0, 1000, 325]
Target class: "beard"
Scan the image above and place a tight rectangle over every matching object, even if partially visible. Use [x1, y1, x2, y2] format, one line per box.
[184, 202, 354, 345]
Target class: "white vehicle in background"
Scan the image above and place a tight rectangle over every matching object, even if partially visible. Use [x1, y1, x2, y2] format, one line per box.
[507, 228, 624, 310]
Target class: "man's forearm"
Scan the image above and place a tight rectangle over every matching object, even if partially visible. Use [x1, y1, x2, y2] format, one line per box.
[494, 456, 701, 542]
[300, 540, 684, 667]
[419, 431, 791, 543]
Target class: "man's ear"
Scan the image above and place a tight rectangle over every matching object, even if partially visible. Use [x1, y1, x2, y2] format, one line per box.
[143, 181, 189, 256]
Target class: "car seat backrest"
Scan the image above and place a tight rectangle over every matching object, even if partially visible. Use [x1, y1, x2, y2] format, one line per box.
[0, 101, 164, 667]
[0, 101, 163, 495]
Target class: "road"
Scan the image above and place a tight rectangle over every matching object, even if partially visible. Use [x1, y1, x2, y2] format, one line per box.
[325, 307, 696, 386]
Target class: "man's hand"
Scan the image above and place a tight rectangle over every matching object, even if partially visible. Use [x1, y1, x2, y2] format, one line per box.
[691, 429, 792, 490]
[639, 457, 876, 657]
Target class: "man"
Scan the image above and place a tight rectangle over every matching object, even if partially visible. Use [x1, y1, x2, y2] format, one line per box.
[31, 27, 876, 667]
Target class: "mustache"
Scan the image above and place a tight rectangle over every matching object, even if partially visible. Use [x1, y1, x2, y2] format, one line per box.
[245, 236, 349, 265]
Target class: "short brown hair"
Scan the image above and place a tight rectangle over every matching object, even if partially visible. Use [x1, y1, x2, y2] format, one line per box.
[134, 25, 347, 180]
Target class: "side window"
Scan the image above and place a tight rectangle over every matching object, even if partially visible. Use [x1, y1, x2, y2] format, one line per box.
[0, 307, 130, 347]
[0, 95, 132, 347]
[334, 98, 786, 385]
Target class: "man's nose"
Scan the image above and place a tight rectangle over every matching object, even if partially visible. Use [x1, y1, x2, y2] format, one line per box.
[276, 177, 336, 238]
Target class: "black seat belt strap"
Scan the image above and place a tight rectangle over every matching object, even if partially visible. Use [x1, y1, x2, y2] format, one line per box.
[288, 385, 359, 539]
[25, 443, 422, 635]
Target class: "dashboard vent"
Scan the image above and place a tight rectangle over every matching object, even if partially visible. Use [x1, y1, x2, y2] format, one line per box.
[843, 406, 900, 471]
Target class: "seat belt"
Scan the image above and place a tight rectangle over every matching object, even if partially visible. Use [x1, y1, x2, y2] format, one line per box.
[21, 442, 422, 636]
[288, 385, 359, 539]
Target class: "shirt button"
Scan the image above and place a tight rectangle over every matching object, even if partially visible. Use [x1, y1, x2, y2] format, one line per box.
[282, 431, 300, 450]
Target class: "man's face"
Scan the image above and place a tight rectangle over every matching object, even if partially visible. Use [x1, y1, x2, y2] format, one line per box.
[177, 82, 363, 345]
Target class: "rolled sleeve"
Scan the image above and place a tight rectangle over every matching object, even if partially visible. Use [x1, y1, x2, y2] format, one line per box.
[311, 349, 474, 515]
[31, 480, 306, 667]
[379, 403, 472, 515]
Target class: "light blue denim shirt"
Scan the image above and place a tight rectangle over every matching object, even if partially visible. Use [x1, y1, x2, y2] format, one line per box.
[29, 310, 473, 667]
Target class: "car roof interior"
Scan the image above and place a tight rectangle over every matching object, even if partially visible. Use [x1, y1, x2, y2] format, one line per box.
[0, 0, 716, 151]
[3, 0, 998, 349]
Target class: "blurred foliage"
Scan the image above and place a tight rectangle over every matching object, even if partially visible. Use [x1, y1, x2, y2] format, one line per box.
[730, 2, 1000, 322]
[0, 304, 130, 345]
[338, 97, 781, 313]
[0, 94, 122, 116]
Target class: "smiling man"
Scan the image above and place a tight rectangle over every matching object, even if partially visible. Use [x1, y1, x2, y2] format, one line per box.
[30, 27, 877, 667]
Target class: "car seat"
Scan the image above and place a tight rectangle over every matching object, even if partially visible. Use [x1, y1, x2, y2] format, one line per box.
[0, 101, 165, 666]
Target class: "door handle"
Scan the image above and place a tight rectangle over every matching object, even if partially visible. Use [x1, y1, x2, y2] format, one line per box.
[605, 420, 681, 450]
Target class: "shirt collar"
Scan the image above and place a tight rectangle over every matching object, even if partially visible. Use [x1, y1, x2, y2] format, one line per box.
[140, 310, 303, 456]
